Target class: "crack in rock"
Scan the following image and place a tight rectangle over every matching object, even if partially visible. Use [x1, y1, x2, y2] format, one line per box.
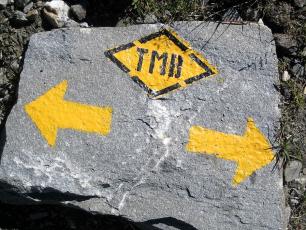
[115, 100, 177, 211]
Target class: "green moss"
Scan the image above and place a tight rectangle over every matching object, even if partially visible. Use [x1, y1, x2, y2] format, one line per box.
[131, 0, 206, 22]
[289, 192, 306, 230]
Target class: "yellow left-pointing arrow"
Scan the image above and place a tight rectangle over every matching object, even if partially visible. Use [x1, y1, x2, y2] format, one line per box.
[25, 80, 112, 147]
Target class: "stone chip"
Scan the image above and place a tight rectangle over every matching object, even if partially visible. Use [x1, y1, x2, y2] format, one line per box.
[285, 160, 303, 182]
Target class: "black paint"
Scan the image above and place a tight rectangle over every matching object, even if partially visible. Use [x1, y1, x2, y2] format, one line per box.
[105, 29, 216, 97]
[168, 54, 183, 78]
[104, 42, 135, 73]
[184, 53, 213, 84]
[136, 48, 148, 72]
[149, 50, 168, 75]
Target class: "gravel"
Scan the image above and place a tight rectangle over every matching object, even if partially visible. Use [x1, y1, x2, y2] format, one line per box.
[11, 10, 28, 25]
[293, 0, 306, 8]
[291, 63, 305, 79]
[14, 0, 31, 10]
[274, 33, 298, 56]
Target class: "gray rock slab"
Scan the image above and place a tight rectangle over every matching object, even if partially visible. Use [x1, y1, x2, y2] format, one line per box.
[0, 22, 285, 229]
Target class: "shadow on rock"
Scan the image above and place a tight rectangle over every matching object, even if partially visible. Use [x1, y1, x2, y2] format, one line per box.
[25, 187, 99, 202]
[0, 201, 137, 230]
[0, 200, 198, 230]
[0, 127, 6, 164]
[139, 217, 198, 230]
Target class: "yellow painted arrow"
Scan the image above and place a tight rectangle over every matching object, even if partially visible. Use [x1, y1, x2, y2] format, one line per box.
[25, 80, 112, 147]
[186, 118, 274, 185]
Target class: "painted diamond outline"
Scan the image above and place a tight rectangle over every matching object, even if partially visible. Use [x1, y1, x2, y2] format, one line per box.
[105, 29, 217, 97]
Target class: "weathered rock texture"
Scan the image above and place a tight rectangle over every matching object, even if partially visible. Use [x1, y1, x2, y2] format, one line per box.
[0, 22, 285, 229]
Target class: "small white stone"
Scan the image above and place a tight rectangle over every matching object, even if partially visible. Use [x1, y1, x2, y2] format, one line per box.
[80, 27, 91, 34]
[43, 0, 71, 28]
[258, 18, 264, 26]
[303, 86, 306, 95]
[282, 70, 290, 82]
[79, 22, 89, 28]
[0, 0, 8, 8]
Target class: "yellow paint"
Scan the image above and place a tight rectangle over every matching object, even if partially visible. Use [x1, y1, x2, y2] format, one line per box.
[186, 118, 274, 185]
[112, 30, 218, 93]
[25, 80, 112, 146]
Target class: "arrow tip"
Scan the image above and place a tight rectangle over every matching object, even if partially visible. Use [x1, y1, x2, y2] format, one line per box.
[232, 118, 274, 185]
[24, 80, 68, 147]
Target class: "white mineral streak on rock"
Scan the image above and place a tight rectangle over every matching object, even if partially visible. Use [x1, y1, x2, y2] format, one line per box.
[111, 183, 124, 214]
[116, 100, 174, 211]
[11, 150, 107, 197]
[80, 27, 91, 34]
[148, 100, 172, 170]
[117, 191, 128, 212]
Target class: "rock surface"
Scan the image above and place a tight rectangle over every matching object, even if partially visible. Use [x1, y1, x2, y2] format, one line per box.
[70, 4, 87, 21]
[293, 0, 306, 8]
[26, 9, 38, 22]
[14, 0, 31, 10]
[142, 14, 158, 24]
[0, 0, 8, 9]
[11, 10, 28, 26]
[23, 2, 33, 14]
[285, 160, 303, 182]
[291, 63, 305, 79]
[0, 22, 285, 229]
[274, 33, 298, 56]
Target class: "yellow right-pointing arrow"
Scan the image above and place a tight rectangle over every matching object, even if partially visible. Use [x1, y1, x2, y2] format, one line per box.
[186, 118, 274, 185]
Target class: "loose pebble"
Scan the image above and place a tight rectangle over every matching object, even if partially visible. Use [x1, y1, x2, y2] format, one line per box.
[282, 70, 290, 82]
[284, 160, 303, 182]
[43, 0, 71, 28]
